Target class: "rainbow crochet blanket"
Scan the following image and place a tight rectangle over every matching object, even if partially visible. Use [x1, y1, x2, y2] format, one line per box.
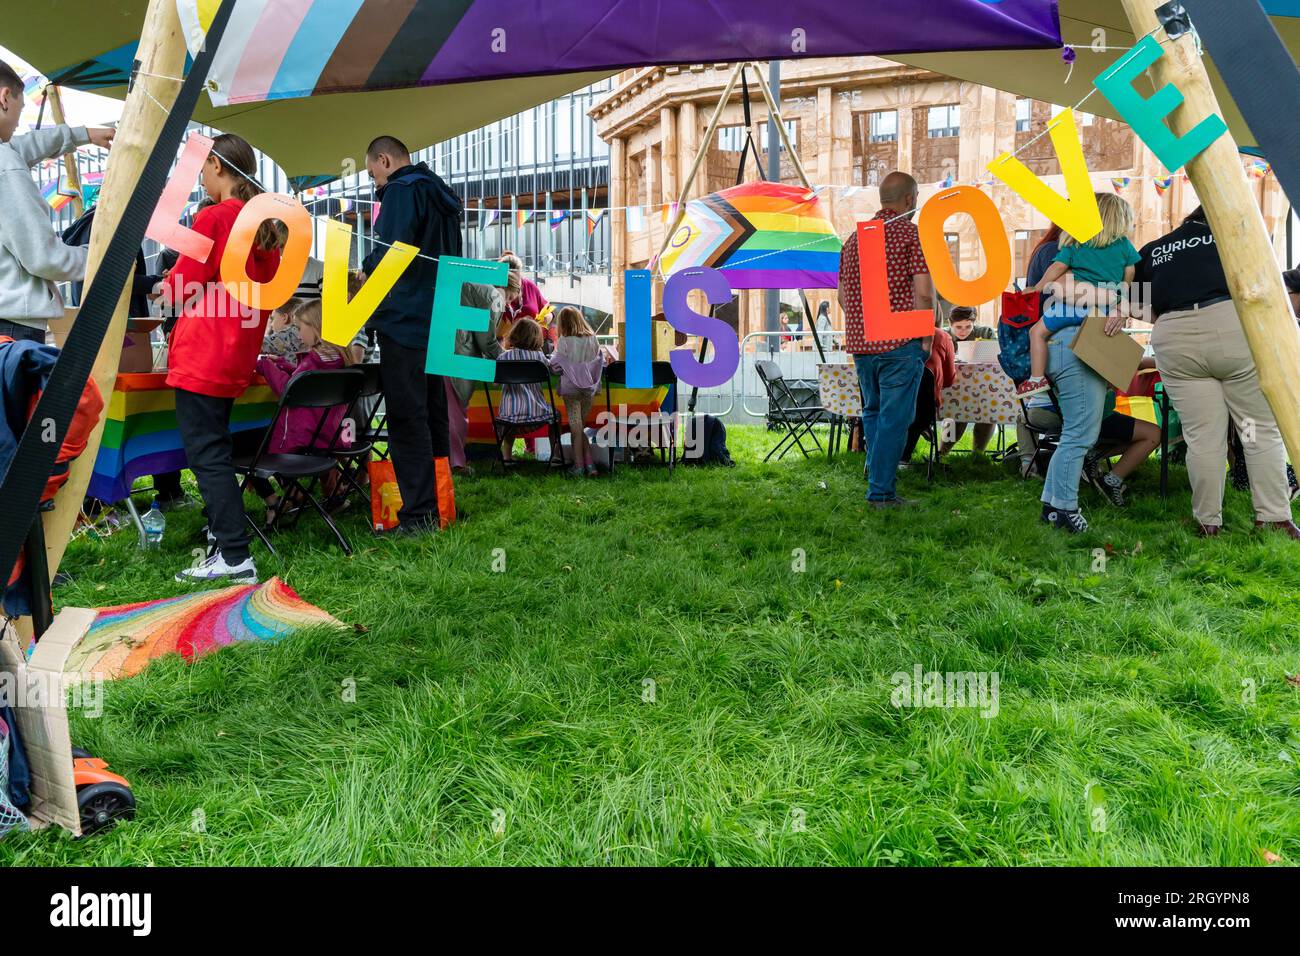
[56, 578, 345, 681]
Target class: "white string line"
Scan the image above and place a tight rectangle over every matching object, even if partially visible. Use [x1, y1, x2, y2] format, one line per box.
[136, 85, 502, 271]
[134, 28, 1176, 278]
[130, 69, 185, 84]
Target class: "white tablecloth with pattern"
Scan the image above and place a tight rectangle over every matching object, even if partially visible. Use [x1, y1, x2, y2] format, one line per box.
[818, 361, 1018, 425]
[817, 363, 862, 417]
[941, 362, 1019, 426]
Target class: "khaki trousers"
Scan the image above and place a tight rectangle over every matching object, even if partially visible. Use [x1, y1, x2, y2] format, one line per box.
[1151, 299, 1293, 526]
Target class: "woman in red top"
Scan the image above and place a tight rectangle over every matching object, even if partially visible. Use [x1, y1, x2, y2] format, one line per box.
[160, 132, 282, 584]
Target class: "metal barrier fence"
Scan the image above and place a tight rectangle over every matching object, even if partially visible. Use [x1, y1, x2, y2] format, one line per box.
[737, 330, 847, 419]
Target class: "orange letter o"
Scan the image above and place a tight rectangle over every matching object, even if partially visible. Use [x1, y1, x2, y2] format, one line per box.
[917, 186, 1012, 307]
[220, 192, 312, 313]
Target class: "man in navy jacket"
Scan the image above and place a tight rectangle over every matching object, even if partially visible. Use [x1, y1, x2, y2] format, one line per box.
[362, 136, 463, 532]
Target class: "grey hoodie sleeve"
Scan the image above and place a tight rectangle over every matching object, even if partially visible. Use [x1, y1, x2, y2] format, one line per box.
[458, 283, 504, 359]
[0, 168, 89, 282]
[9, 125, 91, 169]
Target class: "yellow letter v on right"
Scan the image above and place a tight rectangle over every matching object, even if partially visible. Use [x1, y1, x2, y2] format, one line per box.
[987, 108, 1102, 245]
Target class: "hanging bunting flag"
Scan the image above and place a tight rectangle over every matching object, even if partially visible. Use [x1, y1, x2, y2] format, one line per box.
[1153, 176, 1174, 196]
[1110, 177, 1131, 192]
[479, 208, 499, 230]
[586, 208, 606, 235]
[40, 177, 79, 212]
[550, 210, 568, 230]
[659, 180, 842, 290]
[661, 202, 678, 226]
[515, 209, 533, 229]
[22, 75, 45, 107]
[626, 206, 646, 232]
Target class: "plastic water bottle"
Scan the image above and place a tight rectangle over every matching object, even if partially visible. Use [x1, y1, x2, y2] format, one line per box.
[141, 499, 166, 549]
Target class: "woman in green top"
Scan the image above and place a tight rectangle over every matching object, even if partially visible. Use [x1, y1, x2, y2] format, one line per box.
[1018, 192, 1140, 398]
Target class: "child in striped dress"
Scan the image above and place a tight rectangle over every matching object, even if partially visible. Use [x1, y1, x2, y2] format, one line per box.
[496, 317, 551, 465]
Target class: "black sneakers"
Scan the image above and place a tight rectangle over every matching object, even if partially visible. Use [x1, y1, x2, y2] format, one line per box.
[1083, 454, 1127, 507]
[1041, 503, 1089, 533]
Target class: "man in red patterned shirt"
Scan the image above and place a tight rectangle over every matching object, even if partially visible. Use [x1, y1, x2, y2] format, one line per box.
[838, 171, 934, 506]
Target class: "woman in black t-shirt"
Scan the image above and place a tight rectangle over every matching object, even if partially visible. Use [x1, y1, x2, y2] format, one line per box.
[1138, 208, 1298, 539]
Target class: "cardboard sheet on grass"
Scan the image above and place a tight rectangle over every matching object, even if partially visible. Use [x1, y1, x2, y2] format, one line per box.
[0, 609, 96, 834]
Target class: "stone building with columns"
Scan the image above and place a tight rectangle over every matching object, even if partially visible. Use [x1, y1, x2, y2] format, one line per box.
[590, 57, 1286, 349]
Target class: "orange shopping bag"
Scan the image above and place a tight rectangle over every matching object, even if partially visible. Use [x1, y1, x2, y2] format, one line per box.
[368, 458, 457, 531]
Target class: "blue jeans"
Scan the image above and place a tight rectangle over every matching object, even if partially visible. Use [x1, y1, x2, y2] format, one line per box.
[855, 341, 925, 501]
[1042, 325, 1106, 512]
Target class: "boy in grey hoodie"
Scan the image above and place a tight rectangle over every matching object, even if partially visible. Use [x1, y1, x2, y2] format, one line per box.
[0, 60, 114, 342]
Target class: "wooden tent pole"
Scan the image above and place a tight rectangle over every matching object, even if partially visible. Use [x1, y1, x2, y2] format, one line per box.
[1119, 0, 1300, 465]
[653, 62, 746, 267]
[40, 0, 190, 583]
[45, 85, 84, 218]
[747, 62, 813, 191]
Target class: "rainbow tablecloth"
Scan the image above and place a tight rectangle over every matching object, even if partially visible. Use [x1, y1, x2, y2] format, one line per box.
[1107, 372, 1182, 439]
[466, 376, 674, 454]
[87, 372, 277, 503]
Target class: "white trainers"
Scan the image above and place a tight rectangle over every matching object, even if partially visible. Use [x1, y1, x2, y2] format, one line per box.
[175, 550, 257, 584]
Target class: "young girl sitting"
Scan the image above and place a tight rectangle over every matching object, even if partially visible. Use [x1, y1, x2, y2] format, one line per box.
[495, 317, 551, 466]
[548, 306, 606, 477]
[252, 299, 353, 524]
[262, 296, 305, 356]
[1019, 192, 1140, 397]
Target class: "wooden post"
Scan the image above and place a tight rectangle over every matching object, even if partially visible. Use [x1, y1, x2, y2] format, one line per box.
[747, 62, 813, 190]
[1119, 0, 1300, 466]
[45, 85, 84, 218]
[40, 0, 190, 582]
[653, 62, 746, 267]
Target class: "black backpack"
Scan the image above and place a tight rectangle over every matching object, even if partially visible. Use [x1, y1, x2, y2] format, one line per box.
[683, 415, 733, 466]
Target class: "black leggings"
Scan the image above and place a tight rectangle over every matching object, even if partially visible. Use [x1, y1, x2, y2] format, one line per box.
[174, 389, 251, 564]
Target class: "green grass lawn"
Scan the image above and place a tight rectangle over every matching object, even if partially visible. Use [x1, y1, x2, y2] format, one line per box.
[2, 425, 1298, 865]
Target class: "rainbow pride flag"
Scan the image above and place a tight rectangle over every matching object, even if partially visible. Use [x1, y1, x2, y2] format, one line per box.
[22, 74, 45, 107]
[58, 578, 346, 681]
[88, 372, 277, 503]
[659, 181, 842, 290]
[40, 178, 78, 212]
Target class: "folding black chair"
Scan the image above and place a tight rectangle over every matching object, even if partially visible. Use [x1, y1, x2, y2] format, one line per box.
[482, 359, 564, 473]
[330, 362, 383, 507]
[913, 408, 943, 484]
[602, 361, 678, 476]
[235, 368, 364, 556]
[1016, 394, 1062, 479]
[755, 360, 825, 462]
